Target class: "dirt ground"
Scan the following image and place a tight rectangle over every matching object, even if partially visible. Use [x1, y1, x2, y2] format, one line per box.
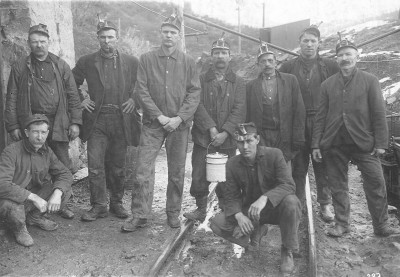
[0, 146, 194, 276]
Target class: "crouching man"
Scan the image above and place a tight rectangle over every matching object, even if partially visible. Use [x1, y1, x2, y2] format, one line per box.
[0, 114, 73, 247]
[210, 123, 301, 273]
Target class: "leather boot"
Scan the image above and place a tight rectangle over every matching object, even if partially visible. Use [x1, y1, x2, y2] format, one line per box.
[183, 196, 207, 222]
[249, 224, 269, 249]
[121, 217, 148, 232]
[320, 204, 334, 222]
[280, 246, 294, 273]
[81, 206, 108, 222]
[26, 212, 58, 231]
[167, 214, 181, 228]
[109, 203, 129, 219]
[14, 225, 34, 247]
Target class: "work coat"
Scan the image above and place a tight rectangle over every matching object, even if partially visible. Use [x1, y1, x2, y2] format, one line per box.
[192, 67, 246, 149]
[72, 51, 140, 145]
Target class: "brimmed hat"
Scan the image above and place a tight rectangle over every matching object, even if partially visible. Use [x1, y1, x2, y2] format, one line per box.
[211, 32, 230, 52]
[24, 114, 49, 129]
[97, 20, 118, 34]
[234, 123, 258, 141]
[299, 24, 321, 39]
[257, 41, 274, 60]
[28, 24, 49, 38]
[161, 11, 182, 31]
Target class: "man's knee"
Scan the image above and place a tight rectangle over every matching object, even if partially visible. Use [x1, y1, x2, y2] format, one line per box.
[0, 200, 25, 224]
[280, 195, 301, 213]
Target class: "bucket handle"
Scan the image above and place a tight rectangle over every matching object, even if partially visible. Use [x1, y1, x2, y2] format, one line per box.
[206, 141, 214, 156]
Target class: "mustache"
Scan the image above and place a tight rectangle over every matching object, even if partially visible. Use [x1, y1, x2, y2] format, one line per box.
[339, 60, 351, 66]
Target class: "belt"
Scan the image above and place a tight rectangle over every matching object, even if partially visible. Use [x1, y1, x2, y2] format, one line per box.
[100, 104, 120, 114]
[306, 109, 317, 116]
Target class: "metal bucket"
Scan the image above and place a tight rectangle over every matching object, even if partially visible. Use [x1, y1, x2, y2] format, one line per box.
[206, 152, 228, 182]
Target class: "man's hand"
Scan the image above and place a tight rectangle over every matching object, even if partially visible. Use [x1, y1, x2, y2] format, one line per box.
[163, 116, 182, 132]
[47, 189, 63, 213]
[209, 127, 219, 141]
[371, 148, 385, 157]
[157, 115, 170, 126]
[81, 98, 95, 113]
[11, 129, 23, 141]
[211, 131, 228, 147]
[234, 212, 254, 236]
[312, 148, 322, 163]
[27, 193, 48, 213]
[248, 195, 268, 221]
[122, 98, 135, 113]
[68, 124, 80, 141]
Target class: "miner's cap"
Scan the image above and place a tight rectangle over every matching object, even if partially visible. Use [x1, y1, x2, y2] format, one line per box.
[234, 123, 258, 141]
[29, 24, 49, 38]
[24, 114, 50, 129]
[97, 20, 118, 34]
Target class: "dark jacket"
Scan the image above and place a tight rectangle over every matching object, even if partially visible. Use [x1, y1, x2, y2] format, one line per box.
[246, 71, 305, 160]
[5, 53, 82, 142]
[312, 69, 388, 151]
[0, 139, 73, 204]
[192, 67, 246, 149]
[279, 55, 339, 111]
[72, 51, 140, 145]
[135, 47, 200, 129]
[224, 146, 296, 217]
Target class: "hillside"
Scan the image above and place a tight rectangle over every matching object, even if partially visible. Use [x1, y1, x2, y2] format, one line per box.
[72, 1, 260, 60]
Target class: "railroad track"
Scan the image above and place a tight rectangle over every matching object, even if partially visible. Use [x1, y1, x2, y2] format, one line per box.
[147, 179, 317, 277]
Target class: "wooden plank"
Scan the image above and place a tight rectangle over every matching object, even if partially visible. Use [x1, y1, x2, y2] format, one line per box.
[305, 174, 317, 277]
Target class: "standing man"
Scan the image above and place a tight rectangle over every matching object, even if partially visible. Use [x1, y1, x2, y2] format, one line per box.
[246, 43, 305, 166]
[183, 35, 246, 222]
[0, 114, 73, 247]
[72, 20, 140, 221]
[121, 13, 200, 231]
[5, 24, 82, 219]
[210, 123, 301, 273]
[312, 38, 398, 237]
[280, 25, 339, 222]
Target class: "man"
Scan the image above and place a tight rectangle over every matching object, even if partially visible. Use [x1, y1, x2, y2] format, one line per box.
[0, 114, 73, 247]
[184, 35, 246, 222]
[312, 37, 398, 237]
[72, 20, 140, 222]
[246, 42, 305, 167]
[280, 25, 339, 222]
[121, 13, 200, 231]
[210, 123, 301, 273]
[5, 24, 82, 219]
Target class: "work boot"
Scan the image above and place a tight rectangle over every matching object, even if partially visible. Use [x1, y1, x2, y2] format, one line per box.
[280, 246, 294, 273]
[249, 224, 269, 249]
[13, 225, 34, 247]
[320, 204, 334, 222]
[121, 217, 148, 232]
[167, 214, 181, 228]
[327, 224, 350, 237]
[58, 207, 74, 219]
[81, 206, 108, 222]
[374, 226, 400, 237]
[109, 204, 129, 219]
[183, 196, 207, 222]
[26, 213, 58, 231]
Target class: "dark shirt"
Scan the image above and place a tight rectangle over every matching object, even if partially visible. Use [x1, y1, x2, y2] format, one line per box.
[242, 160, 262, 209]
[30, 54, 59, 115]
[261, 76, 279, 129]
[31, 54, 55, 81]
[102, 56, 119, 105]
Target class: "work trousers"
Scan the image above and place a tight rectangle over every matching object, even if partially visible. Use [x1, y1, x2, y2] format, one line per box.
[210, 194, 301, 250]
[292, 115, 331, 205]
[44, 113, 73, 172]
[260, 129, 292, 170]
[87, 112, 127, 208]
[191, 143, 236, 201]
[323, 145, 389, 230]
[131, 125, 189, 219]
[0, 182, 72, 229]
